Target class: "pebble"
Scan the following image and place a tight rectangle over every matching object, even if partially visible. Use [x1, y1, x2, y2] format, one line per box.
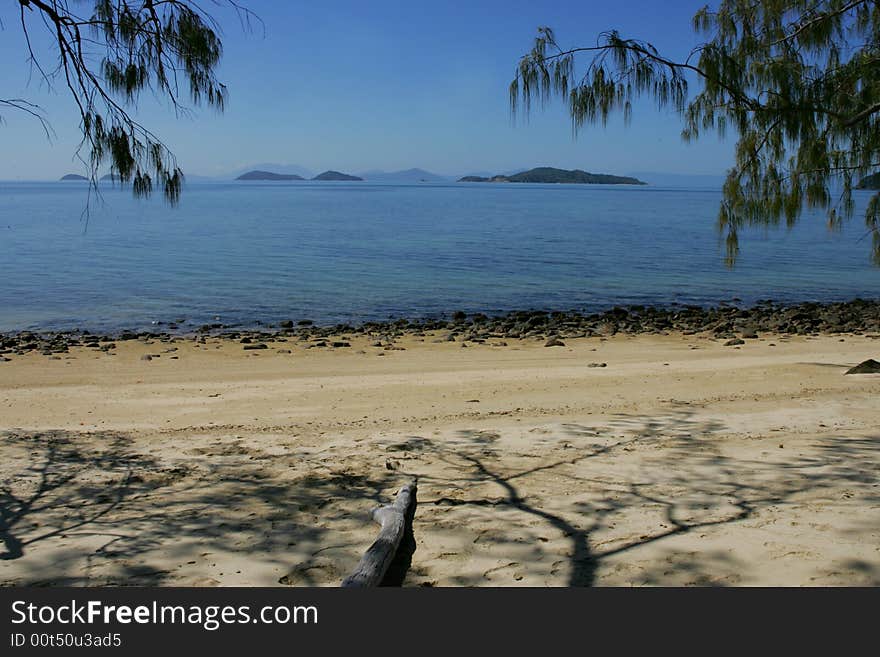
[2, 300, 879, 356]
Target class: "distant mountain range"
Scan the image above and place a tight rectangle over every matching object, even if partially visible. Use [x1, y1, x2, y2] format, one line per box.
[357, 168, 451, 182]
[459, 167, 646, 185]
[60, 174, 87, 181]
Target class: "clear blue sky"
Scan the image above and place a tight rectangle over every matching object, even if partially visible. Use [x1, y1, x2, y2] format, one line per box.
[0, 0, 732, 179]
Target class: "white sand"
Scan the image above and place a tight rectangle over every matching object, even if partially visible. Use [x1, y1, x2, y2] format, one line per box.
[1, 331, 878, 586]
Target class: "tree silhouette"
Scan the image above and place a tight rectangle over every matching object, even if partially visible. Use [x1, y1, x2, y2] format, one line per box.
[3, 0, 259, 202]
[512, 1, 880, 264]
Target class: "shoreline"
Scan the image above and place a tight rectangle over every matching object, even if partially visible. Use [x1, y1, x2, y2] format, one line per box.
[3, 298, 880, 360]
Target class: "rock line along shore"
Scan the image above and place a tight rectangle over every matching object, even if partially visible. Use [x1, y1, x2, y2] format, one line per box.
[2, 298, 880, 360]
[1, 306, 879, 585]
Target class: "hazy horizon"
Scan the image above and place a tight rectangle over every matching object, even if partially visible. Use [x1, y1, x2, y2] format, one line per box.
[0, 1, 734, 181]
[6, 165, 728, 184]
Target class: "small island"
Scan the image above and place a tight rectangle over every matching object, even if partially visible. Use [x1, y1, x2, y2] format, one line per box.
[312, 170, 363, 181]
[60, 173, 88, 181]
[856, 172, 880, 189]
[236, 170, 305, 181]
[458, 167, 646, 185]
[100, 173, 122, 182]
[459, 175, 509, 183]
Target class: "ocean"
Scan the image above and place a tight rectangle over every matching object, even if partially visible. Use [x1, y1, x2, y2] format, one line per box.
[1, 180, 879, 333]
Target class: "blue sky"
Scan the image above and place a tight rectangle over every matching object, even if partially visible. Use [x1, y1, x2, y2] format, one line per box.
[0, 0, 732, 179]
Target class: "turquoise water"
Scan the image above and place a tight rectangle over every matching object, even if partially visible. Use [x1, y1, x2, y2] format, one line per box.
[1, 180, 879, 333]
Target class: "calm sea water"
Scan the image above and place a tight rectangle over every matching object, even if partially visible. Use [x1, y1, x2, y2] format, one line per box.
[1, 180, 879, 333]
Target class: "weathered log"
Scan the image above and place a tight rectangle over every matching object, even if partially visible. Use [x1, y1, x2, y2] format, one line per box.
[341, 481, 417, 587]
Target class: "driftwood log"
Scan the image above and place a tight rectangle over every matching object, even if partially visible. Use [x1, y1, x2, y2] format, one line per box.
[341, 481, 417, 587]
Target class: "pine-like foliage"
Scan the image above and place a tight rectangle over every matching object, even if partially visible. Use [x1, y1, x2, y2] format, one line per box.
[511, 1, 880, 265]
[5, 1, 256, 203]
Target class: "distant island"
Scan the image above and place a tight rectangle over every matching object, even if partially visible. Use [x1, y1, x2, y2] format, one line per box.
[460, 175, 510, 183]
[458, 167, 646, 185]
[856, 172, 880, 189]
[312, 170, 363, 181]
[236, 170, 305, 181]
[235, 169, 364, 181]
[54, 165, 650, 185]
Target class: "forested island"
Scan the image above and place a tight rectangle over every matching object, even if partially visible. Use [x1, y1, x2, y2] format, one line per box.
[60, 173, 88, 181]
[236, 170, 305, 181]
[458, 167, 646, 185]
[312, 170, 363, 181]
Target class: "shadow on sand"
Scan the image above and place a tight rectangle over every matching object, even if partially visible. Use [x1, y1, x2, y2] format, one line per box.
[0, 430, 399, 586]
[1, 408, 878, 586]
[406, 408, 879, 586]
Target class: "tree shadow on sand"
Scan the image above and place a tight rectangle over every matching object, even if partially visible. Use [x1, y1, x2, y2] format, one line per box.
[2, 410, 878, 587]
[407, 408, 880, 586]
[0, 432, 141, 564]
[0, 430, 400, 586]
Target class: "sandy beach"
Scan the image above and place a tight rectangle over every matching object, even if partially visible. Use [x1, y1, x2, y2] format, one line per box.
[1, 329, 878, 586]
